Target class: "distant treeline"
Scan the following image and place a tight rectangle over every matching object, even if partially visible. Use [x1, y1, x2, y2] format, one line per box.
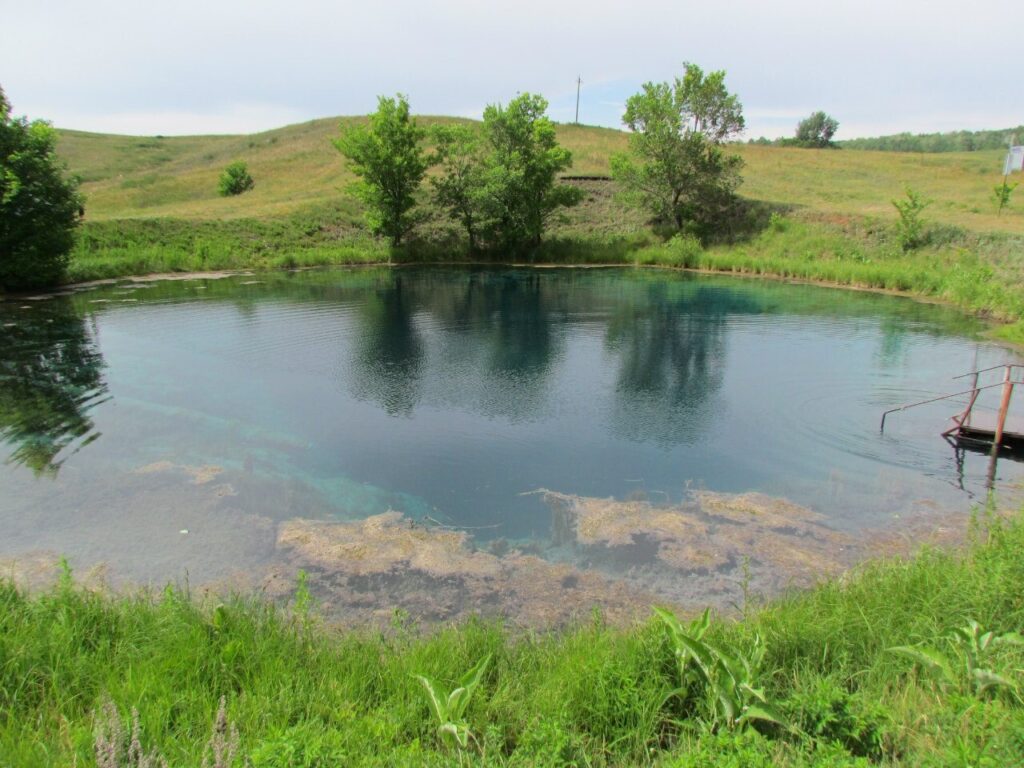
[748, 126, 1022, 153]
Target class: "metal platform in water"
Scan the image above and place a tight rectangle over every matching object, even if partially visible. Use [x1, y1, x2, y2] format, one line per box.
[882, 363, 1023, 447]
[953, 413, 1024, 444]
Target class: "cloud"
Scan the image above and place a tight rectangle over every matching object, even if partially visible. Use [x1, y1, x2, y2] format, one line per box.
[1, 0, 1018, 138]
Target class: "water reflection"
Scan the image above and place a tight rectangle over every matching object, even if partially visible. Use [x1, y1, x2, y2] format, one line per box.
[351, 276, 424, 416]
[0, 302, 108, 475]
[606, 284, 758, 446]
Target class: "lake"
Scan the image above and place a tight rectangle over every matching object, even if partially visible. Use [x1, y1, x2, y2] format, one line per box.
[1, 267, 1020, 624]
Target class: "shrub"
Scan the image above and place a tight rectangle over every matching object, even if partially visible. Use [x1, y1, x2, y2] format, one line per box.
[891, 186, 930, 251]
[218, 161, 255, 197]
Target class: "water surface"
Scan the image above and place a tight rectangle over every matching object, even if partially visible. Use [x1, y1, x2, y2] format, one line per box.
[1, 268, 1020, 621]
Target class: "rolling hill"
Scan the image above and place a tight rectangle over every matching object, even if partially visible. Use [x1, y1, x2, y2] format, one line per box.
[56, 117, 1024, 235]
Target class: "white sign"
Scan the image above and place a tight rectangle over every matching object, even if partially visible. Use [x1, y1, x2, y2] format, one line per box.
[1004, 146, 1024, 175]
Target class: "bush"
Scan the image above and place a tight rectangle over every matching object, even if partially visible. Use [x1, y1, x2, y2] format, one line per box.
[218, 161, 255, 197]
[892, 186, 930, 251]
[0, 86, 83, 290]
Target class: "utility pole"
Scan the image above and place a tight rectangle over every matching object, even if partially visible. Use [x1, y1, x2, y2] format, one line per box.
[575, 76, 582, 125]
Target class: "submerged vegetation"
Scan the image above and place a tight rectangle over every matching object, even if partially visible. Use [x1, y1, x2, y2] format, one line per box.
[2, 510, 1023, 765]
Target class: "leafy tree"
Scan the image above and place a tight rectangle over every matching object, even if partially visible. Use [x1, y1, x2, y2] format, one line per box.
[795, 111, 839, 148]
[334, 94, 427, 247]
[0, 86, 83, 290]
[478, 93, 581, 252]
[431, 95, 580, 254]
[611, 63, 744, 236]
[218, 161, 254, 196]
[430, 124, 487, 252]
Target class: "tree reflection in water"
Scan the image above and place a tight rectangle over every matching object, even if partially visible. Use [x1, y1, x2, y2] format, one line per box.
[0, 301, 108, 475]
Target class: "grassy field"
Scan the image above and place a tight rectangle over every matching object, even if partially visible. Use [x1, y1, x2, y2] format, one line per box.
[57, 119, 1023, 235]
[53, 116, 1024, 347]
[2, 510, 1022, 766]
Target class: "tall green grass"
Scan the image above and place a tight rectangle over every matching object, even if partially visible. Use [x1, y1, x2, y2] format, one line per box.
[628, 218, 1024, 344]
[2, 512, 1023, 766]
[63, 210, 1024, 344]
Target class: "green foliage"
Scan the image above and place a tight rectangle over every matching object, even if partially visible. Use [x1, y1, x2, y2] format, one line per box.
[784, 678, 889, 759]
[794, 112, 839, 148]
[656, 607, 788, 731]
[2, 512, 1024, 764]
[429, 95, 581, 255]
[217, 161, 254, 197]
[611, 63, 744, 237]
[839, 125, 1024, 152]
[0, 86, 83, 290]
[478, 93, 581, 252]
[429, 124, 487, 252]
[892, 186, 931, 250]
[888, 619, 1024, 698]
[768, 211, 789, 232]
[993, 180, 1017, 215]
[334, 94, 427, 247]
[413, 654, 491, 751]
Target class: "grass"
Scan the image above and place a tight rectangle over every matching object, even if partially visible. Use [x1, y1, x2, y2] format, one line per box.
[47, 113, 1024, 345]
[51, 116, 1024, 346]
[57, 120, 1024, 235]
[2, 510, 1023, 766]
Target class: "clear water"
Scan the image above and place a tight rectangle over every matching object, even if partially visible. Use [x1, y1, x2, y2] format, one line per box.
[1, 267, 1021, 617]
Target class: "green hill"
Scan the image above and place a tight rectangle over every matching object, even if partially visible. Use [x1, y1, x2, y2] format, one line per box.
[56, 117, 1023, 235]
[48, 116, 1024, 344]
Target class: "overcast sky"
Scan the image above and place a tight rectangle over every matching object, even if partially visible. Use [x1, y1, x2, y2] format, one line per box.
[1, 0, 1020, 140]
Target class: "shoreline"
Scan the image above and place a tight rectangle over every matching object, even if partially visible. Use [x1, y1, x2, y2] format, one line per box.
[43, 258, 1024, 351]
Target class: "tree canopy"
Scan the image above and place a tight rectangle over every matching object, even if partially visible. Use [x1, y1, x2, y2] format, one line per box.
[0, 86, 83, 290]
[478, 93, 580, 251]
[334, 94, 427, 247]
[611, 63, 744, 236]
[431, 94, 580, 254]
[794, 111, 839, 148]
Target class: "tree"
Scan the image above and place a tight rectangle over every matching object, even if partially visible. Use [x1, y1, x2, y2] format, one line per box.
[0, 86, 83, 290]
[795, 111, 839, 148]
[479, 93, 581, 252]
[431, 95, 580, 254]
[611, 64, 745, 237]
[334, 94, 427, 247]
[218, 160, 254, 196]
[430, 124, 487, 252]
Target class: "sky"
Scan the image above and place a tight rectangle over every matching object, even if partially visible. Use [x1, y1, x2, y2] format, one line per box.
[1, 0, 1020, 140]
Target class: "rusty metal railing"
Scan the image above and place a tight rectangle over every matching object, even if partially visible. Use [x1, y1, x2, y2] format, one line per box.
[880, 364, 1023, 445]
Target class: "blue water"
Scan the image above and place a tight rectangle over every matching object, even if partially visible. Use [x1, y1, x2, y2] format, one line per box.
[1, 267, 1020, 588]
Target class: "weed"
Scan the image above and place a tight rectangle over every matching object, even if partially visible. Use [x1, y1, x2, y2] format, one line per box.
[888, 619, 1024, 698]
[413, 653, 491, 751]
[655, 607, 788, 731]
